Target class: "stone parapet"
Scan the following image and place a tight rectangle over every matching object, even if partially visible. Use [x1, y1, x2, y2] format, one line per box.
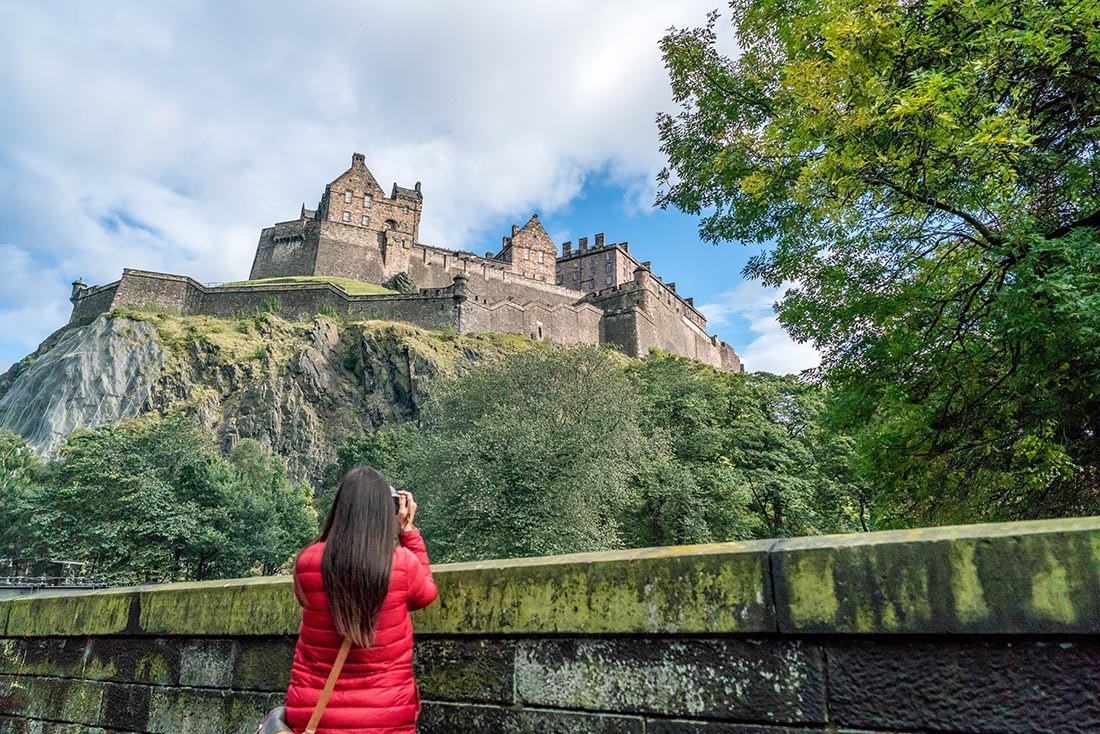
[1, 517, 1098, 732]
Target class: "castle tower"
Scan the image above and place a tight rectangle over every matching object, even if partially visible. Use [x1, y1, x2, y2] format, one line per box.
[495, 214, 557, 281]
[317, 152, 423, 242]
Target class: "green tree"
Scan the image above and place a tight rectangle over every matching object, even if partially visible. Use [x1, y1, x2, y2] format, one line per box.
[383, 346, 644, 562]
[659, 0, 1100, 523]
[25, 417, 316, 584]
[628, 352, 863, 542]
[0, 431, 39, 558]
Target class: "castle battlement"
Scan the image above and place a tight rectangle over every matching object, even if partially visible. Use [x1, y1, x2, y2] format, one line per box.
[70, 153, 743, 372]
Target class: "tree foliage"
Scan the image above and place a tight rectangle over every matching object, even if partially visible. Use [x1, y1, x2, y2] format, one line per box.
[659, 0, 1100, 522]
[331, 348, 863, 562]
[7, 417, 316, 584]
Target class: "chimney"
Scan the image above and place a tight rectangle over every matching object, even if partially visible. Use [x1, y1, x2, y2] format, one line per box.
[352, 152, 365, 166]
[511, 224, 519, 236]
[502, 236, 512, 250]
[595, 233, 605, 247]
[562, 241, 572, 256]
[579, 236, 589, 252]
[621, 242, 629, 252]
[415, 181, 422, 194]
[686, 297, 694, 307]
[668, 282, 676, 293]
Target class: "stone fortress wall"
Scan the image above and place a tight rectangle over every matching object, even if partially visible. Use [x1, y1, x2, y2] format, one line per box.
[0, 516, 1098, 732]
[70, 153, 743, 371]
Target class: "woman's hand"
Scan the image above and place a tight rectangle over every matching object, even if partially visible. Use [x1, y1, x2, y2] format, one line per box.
[397, 490, 417, 532]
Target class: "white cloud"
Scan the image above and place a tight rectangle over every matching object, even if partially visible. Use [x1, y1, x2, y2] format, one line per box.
[0, 0, 733, 364]
[699, 281, 821, 375]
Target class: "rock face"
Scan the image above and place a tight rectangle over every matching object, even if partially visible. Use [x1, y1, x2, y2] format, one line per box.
[0, 317, 166, 454]
[0, 311, 527, 485]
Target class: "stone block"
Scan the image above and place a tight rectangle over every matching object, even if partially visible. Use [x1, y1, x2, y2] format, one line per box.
[85, 638, 181, 685]
[0, 639, 88, 679]
[514, 638, 826, 725]
[0, 675, 105, 725]
[179, 640, 238, 688]
[2, 589, 133, 637]
[645, 723, 822, 734]
[827, 639, 1100, 734]
[138, 576, 299, 637]
[415, 541, 775, 635]
[414, 639, 515, 703]
[772, 516, 1100, 634]
[100, 683, 151, 731]
[0, 716, 128, 733]
[145, 688, 281, 734]
[232, 637, 296, 692]
[419, 701, 643, 734]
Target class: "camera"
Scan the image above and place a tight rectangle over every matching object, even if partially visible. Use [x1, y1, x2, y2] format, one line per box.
[390, 485, 401, 514]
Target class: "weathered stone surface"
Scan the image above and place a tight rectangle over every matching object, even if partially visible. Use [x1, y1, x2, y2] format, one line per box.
[144, 688, 280, 734]
[419, 702, 644, 734]
[0, 639, 88, 679]
[137, 576, 299, 637]
[231, 637, 295, 692]
[414, 639, 515, 703]
[515, 638, 826, 724]
[0, 317, 165, 454]
[85, 638, 181, 686]
[827, 639, 1100, 734]
[179, 640, 237, 688]
[0, 675, 105, 725]
[773, 516, 1100, 634]
[3, 588, 132, 637]
[414, 541, 775, 635]
[645, 722, 823, 733]
[0, 715, 141, 733]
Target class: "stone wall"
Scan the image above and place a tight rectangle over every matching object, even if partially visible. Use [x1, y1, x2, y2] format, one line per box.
[67, 268, 742, 372]
[68, 282, 120, 326]
[0, 517, 1098, 733]
[249, 218, 319, 280]
[588, 272, 743, 372]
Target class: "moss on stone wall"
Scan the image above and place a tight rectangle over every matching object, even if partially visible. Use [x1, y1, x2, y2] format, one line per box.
[1, 517, 1098, 638]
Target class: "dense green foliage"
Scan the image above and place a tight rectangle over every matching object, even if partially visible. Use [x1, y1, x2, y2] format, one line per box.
[328, 347, 863, 562]
[0, 419, 316, 584]
[658, 0, 1100, 523]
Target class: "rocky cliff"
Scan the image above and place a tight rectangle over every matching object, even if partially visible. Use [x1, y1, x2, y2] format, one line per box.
[0, 309, 533, 485]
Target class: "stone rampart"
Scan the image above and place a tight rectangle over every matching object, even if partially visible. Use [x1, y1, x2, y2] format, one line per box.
[1, 517, 1098, 733]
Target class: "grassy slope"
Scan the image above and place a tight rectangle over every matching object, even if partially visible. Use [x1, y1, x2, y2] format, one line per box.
[217, 276, 397, 296]
[110, 308, 542, 371]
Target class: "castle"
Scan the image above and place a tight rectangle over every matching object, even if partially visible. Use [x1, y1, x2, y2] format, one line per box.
[69, 153, 742, 371]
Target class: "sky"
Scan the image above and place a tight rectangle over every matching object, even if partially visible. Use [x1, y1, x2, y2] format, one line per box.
[0, 0, 820, 375]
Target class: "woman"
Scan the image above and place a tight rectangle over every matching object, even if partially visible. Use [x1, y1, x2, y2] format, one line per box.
[285, 465, 438, 733]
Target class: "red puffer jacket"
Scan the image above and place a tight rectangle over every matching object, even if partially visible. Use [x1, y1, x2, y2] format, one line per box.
[285, 528, 438, 734]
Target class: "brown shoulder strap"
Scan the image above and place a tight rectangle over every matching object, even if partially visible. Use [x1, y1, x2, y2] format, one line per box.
[304, 638, 353, 734]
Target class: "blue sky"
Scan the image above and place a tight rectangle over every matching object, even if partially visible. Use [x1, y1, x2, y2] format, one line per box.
[0, 1, 819, 374]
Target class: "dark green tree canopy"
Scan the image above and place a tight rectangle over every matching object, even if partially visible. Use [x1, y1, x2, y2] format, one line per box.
[659, 0, 1100, 522]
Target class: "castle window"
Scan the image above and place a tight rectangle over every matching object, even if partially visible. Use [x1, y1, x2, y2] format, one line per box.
[557, 275, 563, 284]
[364, 195, 372, 208]
[342, 211, 351, 222]
[606, 261, 612, 272]
[606, 275, 613, 285]
[538, 251, 544, 264]
[572, 271, 578, 281]
[344, 190, 352, 203]
[362, 215, 370, 226]
[524, 248, 530, 260]
[605, 252, 611, 261]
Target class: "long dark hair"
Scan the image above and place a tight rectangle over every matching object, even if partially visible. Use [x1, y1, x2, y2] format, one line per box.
[316, 465, 397, 647]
